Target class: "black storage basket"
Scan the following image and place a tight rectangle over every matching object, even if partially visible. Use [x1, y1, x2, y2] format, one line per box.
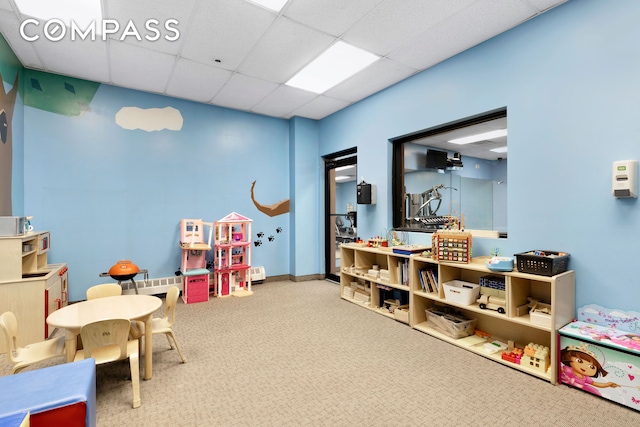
[514, 250, 570, 276]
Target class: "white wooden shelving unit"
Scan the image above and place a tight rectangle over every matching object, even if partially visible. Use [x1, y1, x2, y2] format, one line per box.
[339, 243, 575, 384]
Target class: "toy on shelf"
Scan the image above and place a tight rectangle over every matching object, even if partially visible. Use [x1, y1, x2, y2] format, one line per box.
[213, 212, 253, 298]
[367, 237, 388, 248]
[431, 230, 471, 263]
[521, 343, 550, 373]
[179, 219, 213, 304]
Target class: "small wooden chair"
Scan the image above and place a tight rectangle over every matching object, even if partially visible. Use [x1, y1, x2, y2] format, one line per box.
[74, 318, 141, 408]
[130, 286, 186, 363]
[86, 283, 122, 300]
[0, 311, 66, 374]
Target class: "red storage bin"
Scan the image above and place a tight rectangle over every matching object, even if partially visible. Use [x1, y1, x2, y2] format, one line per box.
[182, 274, 209, 304]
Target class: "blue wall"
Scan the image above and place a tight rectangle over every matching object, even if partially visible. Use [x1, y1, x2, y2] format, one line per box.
[318, 0, 640, 310]
[22, 83, 291, 301]
[9, 0, 640, 310]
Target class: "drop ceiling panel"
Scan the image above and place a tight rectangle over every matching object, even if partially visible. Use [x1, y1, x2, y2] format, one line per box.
[109, 41, 175, 93]
[324, 57, 418, 103]
[211, 73, 278, 112]
[0, 10, 40, 69]
[283, 0, 381, 37]
[250, 84, 316, 117]
[388, 0, 539, 70]
[104, 0, 197, 56]
[238, 16, 335, 83]
[165, 57, 231, 103]
[342, 0, 476, 56]
[32, 38, 109, 83]
[180, 0, 276, 72]
[0, 0, 567, 120]
[287, 95, 351, 120]
[528, 0, 568, 12]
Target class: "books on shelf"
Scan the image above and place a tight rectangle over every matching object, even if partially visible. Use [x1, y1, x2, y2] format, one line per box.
[418, 267, 439, 294]
[397, 259, 410, 287]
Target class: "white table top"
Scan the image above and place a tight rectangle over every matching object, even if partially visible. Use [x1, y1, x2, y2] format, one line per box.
[47, 294, 162, 330]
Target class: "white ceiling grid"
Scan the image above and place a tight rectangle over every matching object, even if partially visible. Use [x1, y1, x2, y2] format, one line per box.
[0, 0, 566, 120]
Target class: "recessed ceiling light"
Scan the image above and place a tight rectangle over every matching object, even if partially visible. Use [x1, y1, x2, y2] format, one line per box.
[286, 41, 379, 94]
[335, 165, 354, 172]
[247, 0, 289, 12]
[14, 0, 102, 28]
[335, 175, 352, 182]
[490, 146, 508, 153]
[448, 129, 508, 145]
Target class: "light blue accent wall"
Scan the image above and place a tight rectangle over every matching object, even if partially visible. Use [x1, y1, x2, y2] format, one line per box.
[289, 117, 321, 276]
[318, 0, 640, 310]
[23, 84, 291, 301]
[10, 0, 640, 311]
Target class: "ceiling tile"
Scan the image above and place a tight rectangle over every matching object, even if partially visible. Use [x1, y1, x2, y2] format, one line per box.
[527, 0, 568, 12]
[283, 0, 381, 37]
[211, 72, 278, 112]
[109, 41, 176, 93]
[0, 10, 41, 69]
[342, 0, 476, 56]
[32, 37, 109, 83]
[104, 0, 198, 55]
[165, 57, 231, 103]
[388, 0, 539, 70]
[238, 16, 335, 83]
[287, 95, 351, 120]
[250, 84, 316, 118]
[0, 0, 564, 119]
[180, 0, 277, 72]
[324, 58, 417, 103]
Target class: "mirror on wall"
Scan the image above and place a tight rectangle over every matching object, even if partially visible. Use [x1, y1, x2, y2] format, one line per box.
[391, 108, 507, 237]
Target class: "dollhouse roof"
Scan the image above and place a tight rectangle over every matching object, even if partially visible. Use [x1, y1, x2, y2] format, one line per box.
[218, 212, 252, 222]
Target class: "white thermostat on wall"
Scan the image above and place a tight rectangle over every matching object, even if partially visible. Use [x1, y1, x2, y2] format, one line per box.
[612, 160, 638, 198]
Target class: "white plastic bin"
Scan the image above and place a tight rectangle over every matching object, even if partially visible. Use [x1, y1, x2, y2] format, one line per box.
[443, 280, 480, 305]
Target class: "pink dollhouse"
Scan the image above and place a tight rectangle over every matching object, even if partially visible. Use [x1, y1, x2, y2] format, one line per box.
[213, 212, 252, 297]
[179, 218, 213, 303]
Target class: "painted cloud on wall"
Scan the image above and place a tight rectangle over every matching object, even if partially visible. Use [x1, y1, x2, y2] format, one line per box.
[115, 106, 183, 132]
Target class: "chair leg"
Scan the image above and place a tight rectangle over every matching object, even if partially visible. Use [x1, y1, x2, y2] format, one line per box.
[129, 352, 141, 408]
[167, 331, 187, 363]
[165, 333, 174, 350]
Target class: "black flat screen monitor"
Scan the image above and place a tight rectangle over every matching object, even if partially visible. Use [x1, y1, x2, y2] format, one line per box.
[426, 149, 448, 169]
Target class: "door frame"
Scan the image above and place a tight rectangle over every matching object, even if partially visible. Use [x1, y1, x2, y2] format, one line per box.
[323, 147, 357, 283]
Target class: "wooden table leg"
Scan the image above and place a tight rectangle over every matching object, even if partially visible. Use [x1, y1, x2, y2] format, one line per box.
[64, 329, 78, 362]
[143, 316, 153, 380]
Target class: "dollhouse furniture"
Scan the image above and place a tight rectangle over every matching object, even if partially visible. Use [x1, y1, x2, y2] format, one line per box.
[213, 212, 253, 297]
[0, 357, 96, 427]
[179, 219, 213, 304]
[559, 305, 640, 411]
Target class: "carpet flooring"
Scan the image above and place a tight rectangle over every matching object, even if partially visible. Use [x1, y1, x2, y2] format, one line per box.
[2, 280, 639, 426]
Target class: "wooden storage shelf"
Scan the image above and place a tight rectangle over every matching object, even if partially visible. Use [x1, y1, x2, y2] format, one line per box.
[0, 231, 67, 354]
[340, 244, 575, 384]
[0, 231, 51, 282]
[340, 244, 411, 324]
